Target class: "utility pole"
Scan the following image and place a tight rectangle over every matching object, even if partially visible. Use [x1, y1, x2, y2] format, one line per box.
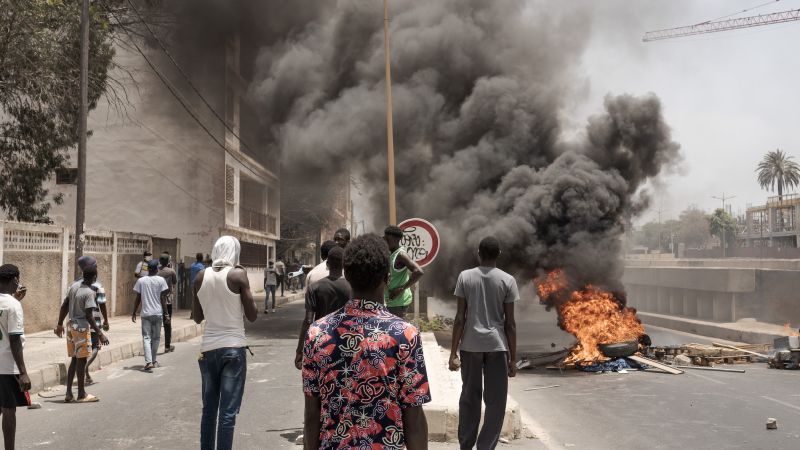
[383, 0, 397, 225]
[712, 193, 736, 258]
[75, 0, 90, 267]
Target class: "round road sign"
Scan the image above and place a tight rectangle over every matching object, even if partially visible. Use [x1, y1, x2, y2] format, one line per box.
[397, 218, 440, 267]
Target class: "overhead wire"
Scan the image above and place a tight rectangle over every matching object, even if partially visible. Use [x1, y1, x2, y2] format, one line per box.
[101, 1, 273, 182]
[122, 0, 269, 174]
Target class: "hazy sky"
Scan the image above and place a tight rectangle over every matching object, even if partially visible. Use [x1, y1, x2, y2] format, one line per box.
[565, 0, 800, 224]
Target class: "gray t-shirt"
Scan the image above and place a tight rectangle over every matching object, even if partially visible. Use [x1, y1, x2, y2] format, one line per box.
[133, 275, 168, 317]
[67, 282, 98, 329]
[454, 267, 519, 352]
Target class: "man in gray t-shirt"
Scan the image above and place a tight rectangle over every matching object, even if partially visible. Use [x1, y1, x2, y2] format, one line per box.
[132, 260, 169, 372]
[449, 237, 518, 450]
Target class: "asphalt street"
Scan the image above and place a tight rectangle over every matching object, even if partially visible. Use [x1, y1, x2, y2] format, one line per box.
[14, 300, 532, 449]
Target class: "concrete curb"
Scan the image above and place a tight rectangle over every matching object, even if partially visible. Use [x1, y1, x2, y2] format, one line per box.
[29, 321, 204, 395]
[640, 312, 789, 344]
[421, 331, 522, 442]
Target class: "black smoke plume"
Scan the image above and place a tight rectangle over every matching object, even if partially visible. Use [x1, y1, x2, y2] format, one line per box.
[167, 1, 682, 297]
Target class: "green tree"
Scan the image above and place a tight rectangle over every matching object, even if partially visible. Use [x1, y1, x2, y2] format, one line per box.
[756, 149, 800, 201]
[677, 205, 710, 249]
[0, 1, 115, 221]
[709, 208, 737, 248]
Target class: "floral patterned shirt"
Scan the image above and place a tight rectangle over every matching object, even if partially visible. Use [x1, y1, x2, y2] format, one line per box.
[302, 298, 431, 449]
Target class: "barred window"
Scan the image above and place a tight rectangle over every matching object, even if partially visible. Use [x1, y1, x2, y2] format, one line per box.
[225, 165, 235, 203]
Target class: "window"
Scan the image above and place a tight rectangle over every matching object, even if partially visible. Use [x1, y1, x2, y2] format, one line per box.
[56, 168, 78, 185]
[240, 241, 267, 267]
[225, 165, 235, 204]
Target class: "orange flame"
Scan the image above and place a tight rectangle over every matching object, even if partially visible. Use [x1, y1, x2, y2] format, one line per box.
[783, 324, 800, 337]
[536, 270, 645, 365]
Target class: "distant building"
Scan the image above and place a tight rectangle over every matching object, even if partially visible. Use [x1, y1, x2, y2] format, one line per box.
[740, 194, 799, 247]
[46, 32, 279, 269]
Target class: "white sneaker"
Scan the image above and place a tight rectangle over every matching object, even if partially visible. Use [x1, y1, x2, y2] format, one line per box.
[271, 309, 275, 313]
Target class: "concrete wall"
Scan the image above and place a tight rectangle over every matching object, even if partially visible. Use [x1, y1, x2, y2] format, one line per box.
[5, 251, 63, 334]
[624, 265, 800, 325]
[115, 254, 143, 317]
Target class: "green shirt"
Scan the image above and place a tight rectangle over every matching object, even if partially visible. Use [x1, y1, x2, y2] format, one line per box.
[385, 247, 412, 307]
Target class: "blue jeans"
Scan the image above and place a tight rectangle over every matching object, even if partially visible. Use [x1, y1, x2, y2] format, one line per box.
[265, 285, 276, 310]
[199, 347, 247, 450]
[141, 316, 162, 364]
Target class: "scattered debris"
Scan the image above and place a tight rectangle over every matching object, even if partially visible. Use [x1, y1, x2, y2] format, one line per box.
[766, 418, 778, 430]
[523, 385, 560, 391]
[712, 342, 769, 359]
[629, 355, 684, 374]
[498, 437, 510, 444]
[675, 366, 745, 373]
[516, 360, 533, 370]
[674, 354, 692, 366]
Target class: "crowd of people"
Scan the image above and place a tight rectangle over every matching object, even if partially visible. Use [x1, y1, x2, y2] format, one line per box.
[0, 225, 519, 450]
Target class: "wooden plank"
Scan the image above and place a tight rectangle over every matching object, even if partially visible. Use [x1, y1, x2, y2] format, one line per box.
[712, 342, 769, 359]
[629, 355, 684, 374]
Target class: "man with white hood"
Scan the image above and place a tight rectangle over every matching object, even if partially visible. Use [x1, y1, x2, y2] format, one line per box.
[193, 236, 257, 450]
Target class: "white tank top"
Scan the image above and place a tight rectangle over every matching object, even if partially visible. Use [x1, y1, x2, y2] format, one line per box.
[197, 267, 246, 352]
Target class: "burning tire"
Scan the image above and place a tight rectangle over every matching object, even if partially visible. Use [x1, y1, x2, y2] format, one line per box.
[599, 341, 639, 358]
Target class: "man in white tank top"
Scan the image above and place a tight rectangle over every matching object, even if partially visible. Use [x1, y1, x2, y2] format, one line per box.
[193, 236, 257, 450]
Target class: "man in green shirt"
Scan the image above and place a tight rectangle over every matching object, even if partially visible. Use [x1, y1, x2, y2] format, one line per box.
[383, 226, 424, 318]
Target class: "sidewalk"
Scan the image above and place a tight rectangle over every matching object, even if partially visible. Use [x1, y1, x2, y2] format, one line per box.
[23, 291, 305, 395]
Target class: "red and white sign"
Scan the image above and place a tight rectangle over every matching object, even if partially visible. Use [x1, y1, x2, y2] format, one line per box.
[398, 218, 439, 267]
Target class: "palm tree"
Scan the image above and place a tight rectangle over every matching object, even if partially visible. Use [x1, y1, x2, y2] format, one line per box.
[756, 149, 800, 201]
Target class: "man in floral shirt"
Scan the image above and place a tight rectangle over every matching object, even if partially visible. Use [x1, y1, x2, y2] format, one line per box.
[303, 234, 430, 449]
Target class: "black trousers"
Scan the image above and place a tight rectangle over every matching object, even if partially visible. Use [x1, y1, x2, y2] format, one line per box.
[164, 304, 173, 348]
[458, 350, 508, 450]
[387, 305, 409, 319]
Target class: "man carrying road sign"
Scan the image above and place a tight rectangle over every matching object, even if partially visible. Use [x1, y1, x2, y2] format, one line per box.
[382, 225, 424, 318]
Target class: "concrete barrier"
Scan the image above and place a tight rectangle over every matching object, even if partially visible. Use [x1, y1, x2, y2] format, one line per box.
[421, 332, 522, 442]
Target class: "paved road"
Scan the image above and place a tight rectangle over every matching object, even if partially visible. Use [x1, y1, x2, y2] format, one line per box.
[15, 300, 532, 449]
[433, 299, 800, 450]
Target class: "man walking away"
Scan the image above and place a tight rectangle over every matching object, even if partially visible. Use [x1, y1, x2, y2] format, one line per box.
[0, 265, 31, 450]
[305, 240, 336, 288]
[383, 226, 425, 318]
[274, 259, 285, 297]
[55, 263, 109, 403]
[193, 236, 257, 450]
[263, 261, 278, 314]
[134, 251, 153, 278]
[449, 237, 518, 450]
[158, 255, 178, 353]
[190, 253, 205, 287]
[132, 260, 169, 372]
[294, 247, 350, 369]
[302, 234, 430, 449]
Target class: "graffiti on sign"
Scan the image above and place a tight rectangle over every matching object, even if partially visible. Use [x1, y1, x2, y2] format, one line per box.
[401, 227, 429, 261]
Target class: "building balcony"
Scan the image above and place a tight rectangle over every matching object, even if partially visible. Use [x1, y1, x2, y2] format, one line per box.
[267, 215, 277, 235]
[240, 207, 267, 233]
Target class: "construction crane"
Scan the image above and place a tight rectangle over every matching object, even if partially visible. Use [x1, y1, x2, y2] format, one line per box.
[643, 7, 800, 41]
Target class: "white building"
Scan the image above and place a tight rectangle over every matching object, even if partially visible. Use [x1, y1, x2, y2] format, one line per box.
[47, 33, 279, 270]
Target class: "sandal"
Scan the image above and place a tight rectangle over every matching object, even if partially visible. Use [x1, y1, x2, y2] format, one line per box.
[64, 395, 75, 403]
[143, 363, 153, 372]
[76, 394, 99, 403]
[85, 375, 94, 385]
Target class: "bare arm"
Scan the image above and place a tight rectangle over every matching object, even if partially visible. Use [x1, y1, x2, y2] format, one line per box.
[132, 293, 141, 322]
[54, 297, 70, 337]
[296, 309, 316, 370]
[396, 252, 424, 290]
[230, 267, 257, 322]
[402, 406, 429, 450]
[160, 291, 170, 323]
[192, 270, 205, 324]
[504, 301, 517, 377]
[99, 302, 109, 329]
[449, 296, 467, 371]
[9, 335, 30, 390]
[303, 396, 322, 450]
